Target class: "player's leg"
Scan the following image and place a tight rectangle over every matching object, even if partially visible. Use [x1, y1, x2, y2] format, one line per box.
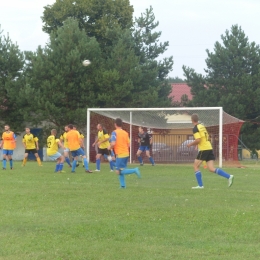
[63, 149, 72, 167]
[57, 155, 65, 172]
[78, 148, 92, 173]
[136, 148, 144, 165]
[8, 151, 13, 169]
[120, 157, 141, 178]
[22, 150, 29, 166]
[71, 150, 78, 172]
[145, 149, 155, 165]
[2, 150, 8, 169]
[34, 151, 43, 166]
[207, 160, 234, 187]
[192, 154, 204, 189]
[95, 151, 102, 171]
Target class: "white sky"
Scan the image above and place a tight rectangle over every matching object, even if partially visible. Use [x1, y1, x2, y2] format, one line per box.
[1, 0, 260, 79]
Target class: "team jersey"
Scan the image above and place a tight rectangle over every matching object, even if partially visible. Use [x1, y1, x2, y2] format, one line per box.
[97, 129, 110, 149]
[111, 129, 130, 158]
[23, 133, 38, 149]
[193, 123, 212, 151]
[138, 132, 151, 147]
[60, 132, 69, 148]
[47, 135, 60, 156]
[1, 131, 16, 150]
[66, 130, 81, 151]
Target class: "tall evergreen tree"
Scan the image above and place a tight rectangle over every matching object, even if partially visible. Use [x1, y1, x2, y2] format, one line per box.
[24, 18, 102, 130]
[0, 28, 26, 132]
[183, 25, 260, 149]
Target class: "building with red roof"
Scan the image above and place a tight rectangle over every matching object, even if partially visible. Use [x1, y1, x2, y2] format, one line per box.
[169, 83, 192, 103]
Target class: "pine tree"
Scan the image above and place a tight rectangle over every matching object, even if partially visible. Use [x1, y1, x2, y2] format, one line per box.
[0, 28, 26, 132]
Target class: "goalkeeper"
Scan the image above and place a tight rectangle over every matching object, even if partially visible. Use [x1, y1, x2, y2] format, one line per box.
[136, 126, 155, 166]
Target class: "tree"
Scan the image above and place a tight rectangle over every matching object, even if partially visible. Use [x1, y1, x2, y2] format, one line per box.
[133, 6, 173, 107]
[0, 28, 26, 132]
[23, 18, 102, 131]
[42, 0, 133, 51]
[183, 25, 260, 149]
[168, 77, 185, 83]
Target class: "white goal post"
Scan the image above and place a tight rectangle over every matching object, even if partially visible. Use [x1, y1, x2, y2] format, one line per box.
[86, 107, 226, 167]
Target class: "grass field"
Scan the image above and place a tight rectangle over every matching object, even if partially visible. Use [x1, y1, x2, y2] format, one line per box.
[1, 161, 260, 260]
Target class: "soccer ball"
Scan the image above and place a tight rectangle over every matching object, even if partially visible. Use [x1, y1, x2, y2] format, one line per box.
[82, 60, 91, 66]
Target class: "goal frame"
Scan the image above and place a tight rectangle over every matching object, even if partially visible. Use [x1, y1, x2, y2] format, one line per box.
[87, 107, 223, 167]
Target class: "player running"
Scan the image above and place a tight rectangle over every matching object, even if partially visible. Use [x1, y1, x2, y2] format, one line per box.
[47, 129, 65, 173]
[66, 124, 92, 173]
[136, 126, 155, 166]
[22, 127, 42, 167]
[187, 114, 234, 189]
[0, 125, 16, 170]
[109, 118, 141, 188]
[92, 123, 111, 172]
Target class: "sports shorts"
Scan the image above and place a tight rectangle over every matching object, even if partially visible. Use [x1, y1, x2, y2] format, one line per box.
[48, 152, 62, 161]
[71, 148, 85, 157]
[196, 150, 215, 162]
[98, 148, 110, 156]
[115, 157, 129, 171]
[138, 146, 150, 152]
[25, 149, 37, 154]
[2, 149, 13, 156]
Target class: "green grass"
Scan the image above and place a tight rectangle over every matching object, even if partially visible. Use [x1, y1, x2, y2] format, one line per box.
[1, 161, 260, 260]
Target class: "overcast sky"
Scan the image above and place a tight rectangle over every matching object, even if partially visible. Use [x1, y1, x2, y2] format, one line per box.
[1, 0, 260, 79]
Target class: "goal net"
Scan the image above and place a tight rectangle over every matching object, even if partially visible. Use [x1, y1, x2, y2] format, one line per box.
[86, 107, 244, 167]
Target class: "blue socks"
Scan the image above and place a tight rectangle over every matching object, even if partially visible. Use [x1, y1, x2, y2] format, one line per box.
[121, 168, 136, 175]
[58, 163, 64, 171]
[96, 158, 100, 170]
[215, 168, 230, 179]
[83, 158, 89, 170]
[137, 156, 143, 164]
[2, 159, 6, 169]
[110, 160, 115, 170]
[149, 157, 155, 165]
[118, 174, 125, 188]
[72, 160, 77, 172]
[195, 171, 203, 187]
[55, 164, 59, 172]
[10, 159, 13, 168]
[65, 157, 71, 166]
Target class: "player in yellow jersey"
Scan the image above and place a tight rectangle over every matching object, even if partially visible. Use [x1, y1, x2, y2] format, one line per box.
[22, 128, 42, 166]
[60, 125, 72, 167]
[92, 123, 111, 172]
[0, 125, 16, 170]
[47, 129, 65, 173]
[187, 114, 234, 189]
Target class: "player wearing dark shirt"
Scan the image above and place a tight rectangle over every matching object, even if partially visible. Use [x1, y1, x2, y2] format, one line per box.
[136, 126, 155, 166]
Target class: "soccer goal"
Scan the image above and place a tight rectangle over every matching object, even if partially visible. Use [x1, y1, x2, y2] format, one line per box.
[86, 107, 244, 167]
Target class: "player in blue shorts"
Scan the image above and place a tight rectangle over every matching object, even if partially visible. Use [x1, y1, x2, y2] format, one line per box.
[136, 126, 155, 166]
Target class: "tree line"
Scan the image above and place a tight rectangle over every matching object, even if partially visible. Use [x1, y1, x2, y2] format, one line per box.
[1, 1, 260, 150]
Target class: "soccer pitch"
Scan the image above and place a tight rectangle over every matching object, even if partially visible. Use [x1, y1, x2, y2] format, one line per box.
[1, 162, 260, 260]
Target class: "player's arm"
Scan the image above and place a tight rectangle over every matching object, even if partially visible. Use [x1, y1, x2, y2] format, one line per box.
[34, 137, 39, 150]
[22, 135, 27, 148]
[0, 137, 3, 149]
[108, 132, 116, 150]
[57, 140, 65, 150]
[92, 136, 99, 147]
[148, 134, 152, 145]
[187, 138, 200, 147]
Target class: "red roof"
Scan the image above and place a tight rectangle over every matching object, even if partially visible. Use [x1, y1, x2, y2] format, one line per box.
[169, 83, 193, 102]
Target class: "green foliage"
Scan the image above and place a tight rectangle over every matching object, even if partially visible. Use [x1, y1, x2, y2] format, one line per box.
[24, 18, 102, 129]
[42, 0, 134, 50]
[183, 25, 260, 149]
[168, 76, 185, 83]
[1, 163, 260, 259]
[0, 28, 26, 132]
